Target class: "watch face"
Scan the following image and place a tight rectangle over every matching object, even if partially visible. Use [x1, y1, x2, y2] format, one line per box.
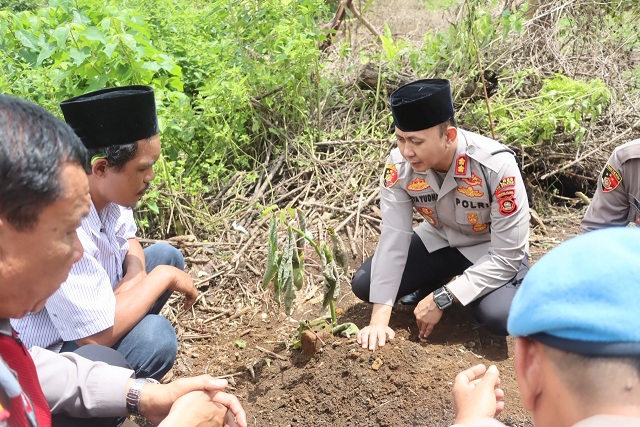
[434, 289, 452, 309]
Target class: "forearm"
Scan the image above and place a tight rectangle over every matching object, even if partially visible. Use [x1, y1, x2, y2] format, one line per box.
[33, 346, 132, 417]
[370, 303, 393, 325]
[116, 238, 146, 293]
[77, 267, 174, 347]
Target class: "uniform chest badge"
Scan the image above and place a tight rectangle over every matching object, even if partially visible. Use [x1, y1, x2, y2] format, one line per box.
[461, 173, 482, 186]
[601, 164, 622, 192]
[383, 163, 399, 188]
[416, 206, 436, 226]
[457, 186, 484, 197]
[467, 212, 479, 224]
[455, 155, 468, 176]
[472, 223, 488, 232]
[407, 177, 429, 191]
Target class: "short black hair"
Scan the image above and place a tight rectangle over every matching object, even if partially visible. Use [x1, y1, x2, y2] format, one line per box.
[87, 142, 138, 171]
[0, 94, 89, 231]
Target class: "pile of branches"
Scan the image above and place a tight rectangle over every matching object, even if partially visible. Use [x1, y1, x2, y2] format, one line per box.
[151, 0, 639, 307]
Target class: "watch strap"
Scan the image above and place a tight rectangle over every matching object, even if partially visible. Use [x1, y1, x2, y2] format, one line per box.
[126, 378, 159, 415]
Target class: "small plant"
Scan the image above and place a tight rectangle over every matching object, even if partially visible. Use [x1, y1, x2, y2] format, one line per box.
[262, 207, 359, 352]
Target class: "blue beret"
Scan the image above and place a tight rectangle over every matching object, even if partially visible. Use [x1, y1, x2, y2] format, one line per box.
[507, 227, 640, 357]
[60, 85, 158, 150]
[390, 79, 455, 132]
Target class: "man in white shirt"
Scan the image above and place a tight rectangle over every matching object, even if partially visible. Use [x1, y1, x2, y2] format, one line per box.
[12, 86, 198, 381]
[450, 227, 640, 427]
[0, 93, 246, 427]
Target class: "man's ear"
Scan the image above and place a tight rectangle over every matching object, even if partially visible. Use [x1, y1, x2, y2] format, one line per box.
[445, 126, 457, 143]
[91, 158, 109, 177]
[514, 337, 543, 412]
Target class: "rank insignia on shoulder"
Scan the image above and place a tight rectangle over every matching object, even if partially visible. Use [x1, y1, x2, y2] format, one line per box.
[407, 177, 429, 191]
[455, 155, 468, 176]
[601, 164, 622, 193]
[383, 163, 399, 188]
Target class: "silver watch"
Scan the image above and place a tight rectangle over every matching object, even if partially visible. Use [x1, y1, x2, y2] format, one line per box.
[433, 286, 454, 310]
[126, 378, 160, 415]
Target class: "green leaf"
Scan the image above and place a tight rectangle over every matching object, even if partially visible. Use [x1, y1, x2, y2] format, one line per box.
[69, 47, 89, 65]
[36, 42, 55, 66]
[282, 228, 296, 315]
[262, 216, 279, 288]
[82, 26, 107, 44]
[52, 26, 70, 47]
[328, 228, 349, 272]
[235, 339, 247, 349]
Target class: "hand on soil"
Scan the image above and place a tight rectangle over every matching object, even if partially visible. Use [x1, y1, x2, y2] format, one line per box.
[414, 293, 443, 339]
[356, 323, 395, 350]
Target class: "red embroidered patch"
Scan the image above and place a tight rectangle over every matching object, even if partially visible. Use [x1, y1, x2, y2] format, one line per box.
[494, 176, 515, 194]
[455, 155, 468, 176]
[383, 163, 398, 188]
[497, 190, 517, 216]
[601, 164, 622, 193]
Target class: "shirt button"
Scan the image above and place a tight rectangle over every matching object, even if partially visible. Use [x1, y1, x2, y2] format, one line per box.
[467, 146, 475, 155]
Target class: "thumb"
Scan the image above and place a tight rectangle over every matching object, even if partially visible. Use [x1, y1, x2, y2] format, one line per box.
[480, 365, 500, 388]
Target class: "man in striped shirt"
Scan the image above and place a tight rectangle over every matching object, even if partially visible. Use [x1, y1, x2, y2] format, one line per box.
[12, 86, 198, 381]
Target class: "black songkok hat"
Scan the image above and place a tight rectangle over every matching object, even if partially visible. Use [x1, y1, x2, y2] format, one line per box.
[60, 85, 158, 150]
[390, 79, 455, 132]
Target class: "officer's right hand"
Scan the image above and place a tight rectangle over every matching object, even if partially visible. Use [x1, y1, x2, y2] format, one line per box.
[357, 303, 395, 350]
[356, 323, 395, 350]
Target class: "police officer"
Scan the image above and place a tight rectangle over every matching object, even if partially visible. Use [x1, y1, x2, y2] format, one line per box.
[581, 139, 640, 231]
[351, 79, 530, 350]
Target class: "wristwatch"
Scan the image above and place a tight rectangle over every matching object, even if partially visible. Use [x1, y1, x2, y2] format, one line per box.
[126, 378, 160, 415]
[433, 286, 454, 310]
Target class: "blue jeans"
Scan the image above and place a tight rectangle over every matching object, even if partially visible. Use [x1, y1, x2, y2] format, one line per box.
[62, 243, 183, 381]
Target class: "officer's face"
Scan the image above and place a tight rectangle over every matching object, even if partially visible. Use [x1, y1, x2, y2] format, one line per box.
[395, 125, 456, 173]
[0, 163, 90, 318]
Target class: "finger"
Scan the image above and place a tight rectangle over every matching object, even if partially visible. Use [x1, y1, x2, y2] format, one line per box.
[495, 400, 505, 416]
[212, 393, 248, 427]
[495, 387, 504, 401]
[224, 410, 239, 427]
[479, 365, 500, 389]
[455, 364, 487, 386]
[368, 331, 379, 350]
[357, 329, 369, 348]
[386, 327, 395, 341]
[377, 331, 386, 348]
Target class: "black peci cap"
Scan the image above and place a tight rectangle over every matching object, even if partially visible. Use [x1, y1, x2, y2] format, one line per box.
[60, 85, 158, 149]
[390, 79, 455, 132]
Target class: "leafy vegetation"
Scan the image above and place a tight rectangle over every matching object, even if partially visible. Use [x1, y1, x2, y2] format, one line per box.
[1, 0, 639, 236]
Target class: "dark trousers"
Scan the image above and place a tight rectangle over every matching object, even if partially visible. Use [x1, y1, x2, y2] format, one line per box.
[351, 233, 529, 335]
[52, 344, 131, 427]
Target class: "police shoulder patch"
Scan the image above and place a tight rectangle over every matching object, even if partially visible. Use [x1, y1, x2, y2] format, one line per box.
[601, 163, 622, 193]
[383, 163, 399, 188]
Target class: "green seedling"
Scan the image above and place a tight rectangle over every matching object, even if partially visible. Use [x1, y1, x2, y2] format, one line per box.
[262, 207, 359, 350]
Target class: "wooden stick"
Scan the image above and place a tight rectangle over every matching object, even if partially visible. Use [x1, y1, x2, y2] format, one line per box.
[540, 121, 640, 180]
[256, 345, 288, 361]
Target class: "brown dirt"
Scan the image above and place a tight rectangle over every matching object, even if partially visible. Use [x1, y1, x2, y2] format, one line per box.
[157, 204, 585, 427]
